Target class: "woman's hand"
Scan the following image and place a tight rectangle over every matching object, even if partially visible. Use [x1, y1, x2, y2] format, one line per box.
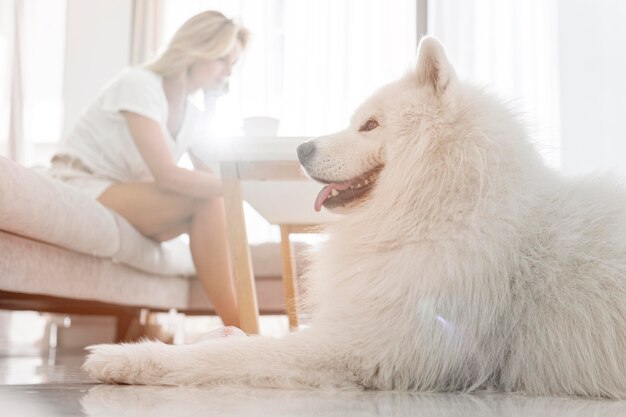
[122, 111, 222, 199]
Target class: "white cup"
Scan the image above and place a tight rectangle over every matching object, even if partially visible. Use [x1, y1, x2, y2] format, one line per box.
[242, 116, 280, 137]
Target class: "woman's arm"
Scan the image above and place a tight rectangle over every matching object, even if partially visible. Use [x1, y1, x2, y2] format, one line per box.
[122, 111, 222, 199]
[189, 151, 214, 172]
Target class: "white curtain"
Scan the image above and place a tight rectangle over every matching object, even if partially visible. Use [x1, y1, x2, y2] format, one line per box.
[160, 0, 418, 137]
[0, 1, 10, 158]
[130, 0, 164, 66]
[8, 0, 25, 163]
[429, 0, 626, 176]
[0, 0, 20, 161]
[428, 0, 561, 168]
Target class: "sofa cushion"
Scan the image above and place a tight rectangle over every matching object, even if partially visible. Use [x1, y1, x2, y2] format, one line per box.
[0, 230, 189, 309]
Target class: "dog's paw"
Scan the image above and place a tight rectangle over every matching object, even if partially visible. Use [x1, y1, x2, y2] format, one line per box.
[82, 343, 135, 384]
[82, 342, 167, 385]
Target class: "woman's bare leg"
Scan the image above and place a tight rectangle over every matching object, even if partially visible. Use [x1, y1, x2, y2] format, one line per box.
[98, 182, 240, 327]
[190, 197, 240, 327]
[150, 220, 191, 242]
[98, 182, 199, 237]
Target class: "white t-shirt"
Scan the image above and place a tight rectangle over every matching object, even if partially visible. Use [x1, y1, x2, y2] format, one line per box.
[56, 67, 210, 183]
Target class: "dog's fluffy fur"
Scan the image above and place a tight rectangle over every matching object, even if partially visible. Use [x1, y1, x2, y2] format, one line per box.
[83, 37, 626, 398]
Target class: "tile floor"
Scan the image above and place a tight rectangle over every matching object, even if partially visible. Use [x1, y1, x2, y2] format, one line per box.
[2, 313, 626, 417]
[2, 349, 626, 417]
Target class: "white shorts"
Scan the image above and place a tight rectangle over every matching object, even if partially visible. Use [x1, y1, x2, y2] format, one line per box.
[48, 155, 114, 200]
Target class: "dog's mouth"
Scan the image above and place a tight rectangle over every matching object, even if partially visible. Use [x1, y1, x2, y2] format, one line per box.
[313, 166, 383, 212]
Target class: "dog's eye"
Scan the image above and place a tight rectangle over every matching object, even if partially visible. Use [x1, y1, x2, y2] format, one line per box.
[359, 118, 379, 132]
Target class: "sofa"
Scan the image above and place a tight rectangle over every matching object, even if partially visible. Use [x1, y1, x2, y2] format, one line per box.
[0, 156, 287, 341]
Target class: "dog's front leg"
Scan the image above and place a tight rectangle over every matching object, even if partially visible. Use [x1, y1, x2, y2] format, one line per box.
[83, 330, 362, 389]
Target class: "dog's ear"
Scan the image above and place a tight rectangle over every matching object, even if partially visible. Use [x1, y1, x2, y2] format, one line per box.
[415, 36, 456, 96]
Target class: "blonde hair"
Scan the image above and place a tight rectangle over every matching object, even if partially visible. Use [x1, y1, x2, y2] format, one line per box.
[147, 11, 250, 78]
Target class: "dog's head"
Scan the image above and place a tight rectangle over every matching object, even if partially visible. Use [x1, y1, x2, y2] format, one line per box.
[298, 36, 459, 214]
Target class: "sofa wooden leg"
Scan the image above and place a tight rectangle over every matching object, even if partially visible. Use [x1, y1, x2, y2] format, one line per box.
[115, 309, 175, 344]
[115, 310, 138, 343]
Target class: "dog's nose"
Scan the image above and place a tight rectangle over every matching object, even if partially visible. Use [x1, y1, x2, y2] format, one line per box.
[297, 141, 316, 164]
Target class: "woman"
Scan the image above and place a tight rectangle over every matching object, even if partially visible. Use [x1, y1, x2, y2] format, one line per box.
[50, 11, 250, 327]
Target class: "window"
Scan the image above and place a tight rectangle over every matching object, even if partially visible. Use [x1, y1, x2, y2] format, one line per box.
[22, 0, 67, 165]
[160, 0, 418, 137]
[0, 0, 67, 165]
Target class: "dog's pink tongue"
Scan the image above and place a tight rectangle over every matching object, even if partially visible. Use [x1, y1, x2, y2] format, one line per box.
[314, 182, 351, 212]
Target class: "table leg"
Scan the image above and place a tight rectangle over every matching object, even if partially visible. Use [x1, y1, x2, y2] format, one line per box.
[220, 161, 260, 334]
[279, 225, 299, 330]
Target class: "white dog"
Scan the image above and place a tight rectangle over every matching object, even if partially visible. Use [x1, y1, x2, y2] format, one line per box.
[83, 37, 626, 398]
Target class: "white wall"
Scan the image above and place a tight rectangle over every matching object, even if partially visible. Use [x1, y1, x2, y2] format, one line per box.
[62, 0, 132, 136]
[558, 0, 626, 176]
